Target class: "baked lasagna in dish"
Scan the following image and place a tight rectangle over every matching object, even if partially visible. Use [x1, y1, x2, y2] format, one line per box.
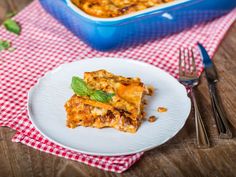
[71, 0, 174, 18]
[64, 70, 151, 133]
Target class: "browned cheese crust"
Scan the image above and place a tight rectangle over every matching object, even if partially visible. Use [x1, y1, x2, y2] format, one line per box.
[71, 0, 174, 18]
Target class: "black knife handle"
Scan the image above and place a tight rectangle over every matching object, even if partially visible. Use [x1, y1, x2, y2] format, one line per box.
[209, 84, 232, 139]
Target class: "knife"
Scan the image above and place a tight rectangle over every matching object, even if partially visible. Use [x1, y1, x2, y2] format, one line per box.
[197, 42, 232, 139]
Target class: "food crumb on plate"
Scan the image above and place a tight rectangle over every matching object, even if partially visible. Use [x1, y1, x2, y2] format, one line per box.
[148, 116, 157, 123]
[147, 86, 154, 96]
[157, 107, 168, 113]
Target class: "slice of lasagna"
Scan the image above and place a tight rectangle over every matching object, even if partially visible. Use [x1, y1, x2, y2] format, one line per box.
[64, 70, 150, 133]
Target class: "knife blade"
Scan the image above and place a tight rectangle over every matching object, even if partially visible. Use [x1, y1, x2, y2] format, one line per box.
[197, 42, 232, 139]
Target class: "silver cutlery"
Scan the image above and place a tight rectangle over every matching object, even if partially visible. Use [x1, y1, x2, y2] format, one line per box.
[179, 48, 210, 148]
[197, 43, 232, 139]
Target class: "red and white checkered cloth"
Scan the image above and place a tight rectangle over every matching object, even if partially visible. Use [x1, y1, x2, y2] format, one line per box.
[0, 0, 235, 173]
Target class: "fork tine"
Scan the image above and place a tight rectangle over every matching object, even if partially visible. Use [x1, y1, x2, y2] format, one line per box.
[179, 49, 182, 69]
[179, 48, 184, 75]
[191, 48, 197, 72]
[187, 48, 191, 72]
[183, 48, 186, 73]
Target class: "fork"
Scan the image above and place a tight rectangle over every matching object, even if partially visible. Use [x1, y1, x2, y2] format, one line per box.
[179, 48, 210, 149]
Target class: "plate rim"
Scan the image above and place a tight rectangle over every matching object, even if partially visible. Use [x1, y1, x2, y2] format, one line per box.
[27, 57, 191, 156]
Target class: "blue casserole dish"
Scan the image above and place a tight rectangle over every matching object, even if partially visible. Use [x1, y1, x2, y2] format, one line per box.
[39, 0, 236, 51]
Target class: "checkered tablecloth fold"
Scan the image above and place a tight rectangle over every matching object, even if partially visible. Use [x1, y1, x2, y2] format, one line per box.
[0, 0, 235, 173]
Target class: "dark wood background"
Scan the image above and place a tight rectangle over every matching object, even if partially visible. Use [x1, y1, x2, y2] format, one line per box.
[0, 0, 236, 177]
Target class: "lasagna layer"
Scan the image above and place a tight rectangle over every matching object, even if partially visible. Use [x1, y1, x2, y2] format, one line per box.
[64, 70, 149, 133]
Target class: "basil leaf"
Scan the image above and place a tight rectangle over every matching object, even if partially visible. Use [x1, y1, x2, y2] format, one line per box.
[90, 90, 115, 103]
[71, 76, 93, 96]
[0, 40, 11, 51]
[71, 76, 115, 103]
[3, 19, 21, 35]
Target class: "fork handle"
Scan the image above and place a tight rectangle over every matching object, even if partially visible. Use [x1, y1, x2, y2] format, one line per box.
[209, 84, 232, 139]
[191, 89, 210, 148]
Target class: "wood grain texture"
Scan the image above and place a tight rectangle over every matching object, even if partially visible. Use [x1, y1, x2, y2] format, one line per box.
[0, 0, 32, 23]
[0, 1, 236, 177]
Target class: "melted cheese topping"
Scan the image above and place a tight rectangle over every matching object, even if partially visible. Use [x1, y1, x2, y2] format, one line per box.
[71, 0, 174, 18]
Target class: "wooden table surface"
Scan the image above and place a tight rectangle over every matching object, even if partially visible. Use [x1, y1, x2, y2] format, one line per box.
[1, 1, 236, 177]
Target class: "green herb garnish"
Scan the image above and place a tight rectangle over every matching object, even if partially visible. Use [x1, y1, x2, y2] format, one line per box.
[3, 19, 21, 35]
[71, 76, 93, 96]
[71, 76, 115, 103]
[90, 90, 115, 103]
[0, 40, 11, 51]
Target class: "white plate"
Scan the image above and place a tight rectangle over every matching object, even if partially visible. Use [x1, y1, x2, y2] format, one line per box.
[28, 58, 191, 156]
